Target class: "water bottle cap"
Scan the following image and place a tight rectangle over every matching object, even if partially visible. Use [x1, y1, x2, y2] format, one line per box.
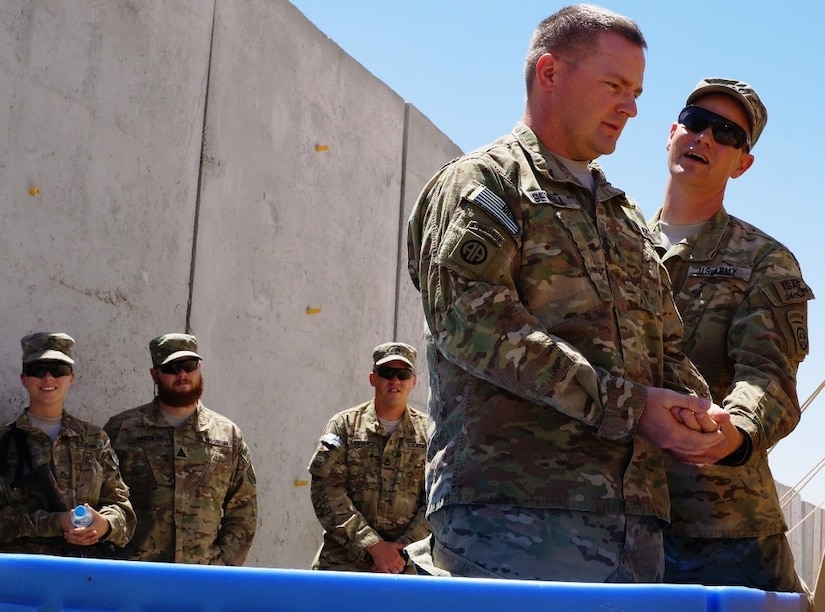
[75, 505, 87, 516]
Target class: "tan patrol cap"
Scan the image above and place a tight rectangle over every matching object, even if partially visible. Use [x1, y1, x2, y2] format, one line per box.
[686, 77, 767, 148]
[150, 333, 202, 367]
[21, 332, 75, 364]
[372, 342, 417, 369]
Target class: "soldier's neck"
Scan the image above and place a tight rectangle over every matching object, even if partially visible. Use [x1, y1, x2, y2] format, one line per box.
[374, 400, 406, 422]
[27, 402, 64, 419]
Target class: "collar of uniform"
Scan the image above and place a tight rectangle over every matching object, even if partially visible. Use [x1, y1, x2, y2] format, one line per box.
[511, 121, 625, 202]
[18, 409, 81, 438]
[365, 400, 411, 435]
[675, 206, 730, 262]
[148, 399, 206, 429]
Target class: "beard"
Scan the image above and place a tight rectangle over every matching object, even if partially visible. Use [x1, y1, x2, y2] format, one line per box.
[156, 375, 204, 407]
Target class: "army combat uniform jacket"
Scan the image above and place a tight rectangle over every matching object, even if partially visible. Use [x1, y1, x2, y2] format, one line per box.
[308, 400, 429, 571]
[407, 122, 709, 523]
[649, 207, 813, 537]
[0, 410, 136, 555]
[104, 400, 257, 565]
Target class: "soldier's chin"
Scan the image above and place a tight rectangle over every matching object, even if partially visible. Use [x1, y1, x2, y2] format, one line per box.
[157, 381, 203, 407]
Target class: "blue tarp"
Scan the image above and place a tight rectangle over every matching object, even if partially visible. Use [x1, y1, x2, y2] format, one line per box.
[0, 554, 808, 611]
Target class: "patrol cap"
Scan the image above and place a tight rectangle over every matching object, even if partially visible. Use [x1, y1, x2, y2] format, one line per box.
[21, 332, 75, 365]
[372, 342, 417, 369]
[686, 77, 767, 148]
[150, 333, 202, 367]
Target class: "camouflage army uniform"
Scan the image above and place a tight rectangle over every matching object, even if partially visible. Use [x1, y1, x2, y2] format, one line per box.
[308, 400, 429, 571]
[0, 410, 136, 555]
[649, 207, 813, 592]
[103, 400, 257, 565]
[407, 122, 710, 581]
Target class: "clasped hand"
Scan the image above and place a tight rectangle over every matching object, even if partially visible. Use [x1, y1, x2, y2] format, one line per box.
[368, 540, 407, 574]
[637, 387, 734, 465]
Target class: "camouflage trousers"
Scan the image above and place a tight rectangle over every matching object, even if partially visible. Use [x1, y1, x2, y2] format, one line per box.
[426, 504, 664, 582]
[664, 532, 813, 608]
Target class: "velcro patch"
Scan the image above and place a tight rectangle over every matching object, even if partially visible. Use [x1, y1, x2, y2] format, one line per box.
[468, 185, 518, 237]
[787, 310, 809, 354]
[457, 236, 489, 267]
[467, 220, 504, 247]
[771, 278, 813, 304]
[350, 439, 376, 448]
[524, 190, 579, 208]
[320, 433, 343, 451]
[688, 264, 751, 281]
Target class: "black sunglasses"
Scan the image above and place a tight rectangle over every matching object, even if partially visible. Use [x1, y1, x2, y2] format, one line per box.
[158, 358, 201, 375]
[678, 105, 750, 150]
[374, 366, 415, 381]
[23, 361, 73, 378]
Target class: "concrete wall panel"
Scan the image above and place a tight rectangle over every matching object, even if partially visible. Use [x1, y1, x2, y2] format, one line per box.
[0, 1, 211, 415]
[189, 0, 417, 567]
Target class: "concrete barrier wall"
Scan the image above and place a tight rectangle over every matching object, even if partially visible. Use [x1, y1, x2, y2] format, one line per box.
[0, 0, 460, 568]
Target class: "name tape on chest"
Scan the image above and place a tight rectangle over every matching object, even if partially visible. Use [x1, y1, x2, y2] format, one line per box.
[524, 190, 579, 208]
[688, 264, 751, 282]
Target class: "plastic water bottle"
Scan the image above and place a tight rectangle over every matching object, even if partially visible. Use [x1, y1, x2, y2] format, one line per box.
[71, 504, 93, 528]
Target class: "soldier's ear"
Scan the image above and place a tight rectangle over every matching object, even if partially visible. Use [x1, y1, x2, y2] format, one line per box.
[730, 151, 754, 180]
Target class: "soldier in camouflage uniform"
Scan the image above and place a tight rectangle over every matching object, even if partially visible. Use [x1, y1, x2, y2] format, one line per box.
[647, 79, 814, 603]
[104, 333, 257, 565]
[0, 332, 136, 556]
[405, 5, 733, 583]
[308, 342, 429, 573]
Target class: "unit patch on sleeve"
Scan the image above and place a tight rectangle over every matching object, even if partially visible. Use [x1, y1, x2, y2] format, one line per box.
[771, 278, 814, 304]
[787, 310, 809, 355]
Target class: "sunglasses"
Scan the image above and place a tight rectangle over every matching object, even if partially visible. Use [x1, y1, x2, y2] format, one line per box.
[678, 105, 750, 150]
[23, 362, 73, 378]
[374, 366, 415, 381]
[158, 358, 201, 375]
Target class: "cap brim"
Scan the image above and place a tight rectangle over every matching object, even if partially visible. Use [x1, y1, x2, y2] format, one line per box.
[23, 350, 74, 365]
[159, 350, 202, 365]
[374, 356, 414, 368]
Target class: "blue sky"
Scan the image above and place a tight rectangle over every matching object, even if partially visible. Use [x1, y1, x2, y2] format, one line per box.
[290, 1, 825, 508]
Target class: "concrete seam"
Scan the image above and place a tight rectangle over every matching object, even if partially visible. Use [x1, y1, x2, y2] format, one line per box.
[393, 103, 411, 340]
[186, 0, 218, 333]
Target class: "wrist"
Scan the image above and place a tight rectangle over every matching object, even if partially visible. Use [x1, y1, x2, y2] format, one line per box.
[716, 427, 752, 466]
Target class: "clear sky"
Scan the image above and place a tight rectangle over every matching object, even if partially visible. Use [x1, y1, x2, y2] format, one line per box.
[290, 1, 825, 511]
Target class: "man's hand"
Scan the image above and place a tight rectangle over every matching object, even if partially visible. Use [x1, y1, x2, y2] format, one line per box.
[637, 387, 730, 457]
[670, 405, 722, 433]
[668, 415, 745, 465]
[368, 540, 407, 574]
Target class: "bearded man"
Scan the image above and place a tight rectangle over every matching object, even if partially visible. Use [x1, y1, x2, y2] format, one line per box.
[104, 333, 257, 565]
